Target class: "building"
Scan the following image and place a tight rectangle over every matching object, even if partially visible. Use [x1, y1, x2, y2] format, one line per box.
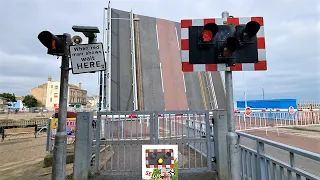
[8, 100, 24, 110]
[236, 99, 297, 110]
[86, 95, 98, 109]
[0, 97, 9, 113]
[31, 76, 87, 108]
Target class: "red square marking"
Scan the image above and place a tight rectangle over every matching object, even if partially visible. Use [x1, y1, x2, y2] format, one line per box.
[171, 156, 174, 160]
[146, 157, 148, 160]
[230, 63, 242, 71]
[181, 39, 189, 50]
[146, 149, 150, 153]
[205, 64, 218, 71]
[204, 18, 215, 24]
[181, 19, 193, 28]
[146, 164, 150, 168]
[154, 149, 157, 153]
[170, 149, 173, 152]
[170, 164, 175, 168]
[162, 149, 166, 152]
[254, 60, 267, 70]
[257, 37, 265, 49]
[251, 17, 264, 26]
[227, 17, 239, 25]
[182, 62, 193, 72]
[154, 165, 158, 168]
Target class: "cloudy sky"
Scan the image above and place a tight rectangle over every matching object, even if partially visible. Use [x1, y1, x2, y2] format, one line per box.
[0, 0, 319, 101]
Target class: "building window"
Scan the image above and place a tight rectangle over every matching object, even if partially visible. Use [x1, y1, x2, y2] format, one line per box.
[50, 98, 52, 102]
[54, 93, 58, 98]
[55, 85, 58, 89]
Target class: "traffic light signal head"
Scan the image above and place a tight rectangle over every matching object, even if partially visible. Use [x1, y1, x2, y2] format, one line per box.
[221, 37, 240, 57]
[234, 21, 261, 63]
[38, 31, 65, 56]
[200, 23, 218, 43]
[188, 22, 219, 64]
[187, 19, 262, 65]
[238, 21, 260, 42]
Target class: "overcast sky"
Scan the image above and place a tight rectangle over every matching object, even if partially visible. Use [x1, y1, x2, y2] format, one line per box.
[0, 0, 319, 101]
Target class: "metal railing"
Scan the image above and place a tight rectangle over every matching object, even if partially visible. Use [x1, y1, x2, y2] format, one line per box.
[93, 111, 214, 176]
[236, 110, 320, 131]
[237, 131, 320, 180]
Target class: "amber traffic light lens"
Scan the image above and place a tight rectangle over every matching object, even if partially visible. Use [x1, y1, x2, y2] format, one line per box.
[52, 40, 56, 50]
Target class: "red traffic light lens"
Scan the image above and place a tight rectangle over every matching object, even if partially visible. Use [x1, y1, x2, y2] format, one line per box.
[202, 30, 213, 42]
[202, 23, 218, 42]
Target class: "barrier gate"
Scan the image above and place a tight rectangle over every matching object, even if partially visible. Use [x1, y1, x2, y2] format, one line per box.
[94, 110, 215, 179]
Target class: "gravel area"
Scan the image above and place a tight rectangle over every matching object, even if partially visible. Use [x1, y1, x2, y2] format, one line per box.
[0, 133, 74, 180]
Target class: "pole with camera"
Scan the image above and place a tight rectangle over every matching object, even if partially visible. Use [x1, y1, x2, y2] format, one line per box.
[38, 31, 71, 180]
[38, 26, 104, 180]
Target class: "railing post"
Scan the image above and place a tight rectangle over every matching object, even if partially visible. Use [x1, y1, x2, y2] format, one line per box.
[204, 111, 213, 170]
[256, 141, 267, 180]
[154, 112, 159, 144]
[73, 112, 93, 180]
[288, 152, 295, 180]
[46, 118, 52, 152]
[212, 110, 229, 180]
[94, 112, 102, 173]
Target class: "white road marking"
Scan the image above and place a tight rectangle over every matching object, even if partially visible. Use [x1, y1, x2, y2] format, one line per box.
[159, 62, 164, 92]
[155, 24, 160, 49]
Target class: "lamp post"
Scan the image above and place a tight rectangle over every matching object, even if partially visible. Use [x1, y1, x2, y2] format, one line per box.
[260, 86, 265, 100]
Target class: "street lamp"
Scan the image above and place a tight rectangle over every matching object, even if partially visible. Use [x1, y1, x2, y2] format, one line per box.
[260, 86, 265, 100]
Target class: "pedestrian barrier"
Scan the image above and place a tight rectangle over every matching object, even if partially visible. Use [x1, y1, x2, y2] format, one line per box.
[93, 110, 214, 178]
[237, 131, 320, 180]
[236, 109, 320, 131]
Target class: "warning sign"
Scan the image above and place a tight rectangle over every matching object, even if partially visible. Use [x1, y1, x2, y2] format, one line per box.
[142, 145, 178, 180]
[70, 43, 106, 74]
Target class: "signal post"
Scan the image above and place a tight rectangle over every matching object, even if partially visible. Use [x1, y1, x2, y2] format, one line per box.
[38, 26, 102, 180]
[38, 31, 72, 180]
[181, 11, 267, 179]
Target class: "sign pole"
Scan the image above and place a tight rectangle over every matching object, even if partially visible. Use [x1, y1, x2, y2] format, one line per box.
[222, 11, 241, 180]
[86, 35, 106, 139]
[52, 33, 71, 180]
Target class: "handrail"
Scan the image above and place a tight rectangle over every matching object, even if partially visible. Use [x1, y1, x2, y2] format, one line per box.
[237, 131, 320, 161]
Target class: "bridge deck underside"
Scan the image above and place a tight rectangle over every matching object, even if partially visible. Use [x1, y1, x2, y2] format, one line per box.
[110, 8, 226, 112]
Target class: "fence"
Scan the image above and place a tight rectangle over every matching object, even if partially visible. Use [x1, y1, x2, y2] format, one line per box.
[297, 101, 320, 109]
[238, 131, 320, 180]
[236, 109, 320, 131]
[91, 110, 214, 179]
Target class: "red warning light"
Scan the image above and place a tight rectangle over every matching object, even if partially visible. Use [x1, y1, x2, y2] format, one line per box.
[202, 30, 213, 42]
[52, 40, 56, 50]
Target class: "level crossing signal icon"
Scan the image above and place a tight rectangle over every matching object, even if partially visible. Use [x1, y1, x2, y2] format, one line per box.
[180, 16, 267, 72]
